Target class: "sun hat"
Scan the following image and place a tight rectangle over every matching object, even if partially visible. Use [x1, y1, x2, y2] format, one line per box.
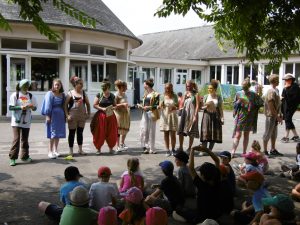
[98, 166, 112, 177]
[69, 186, 89, 206]
[219, 151, 231, 160]
[174, 151, 189, 164]
[19, 79, 31, 88]
[98, 206, 117, 225]
[282, 73, 295, 80]
[64, 166, 83, 181]
[146, 207, 168, 225]
[242, 152, 258, 161]
[262, 194, 295, 214]
[159, 160, 174, 174]
[123, 187, 143, 204]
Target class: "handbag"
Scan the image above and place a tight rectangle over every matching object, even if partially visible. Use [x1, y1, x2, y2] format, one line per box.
[151, 108, 160, 121]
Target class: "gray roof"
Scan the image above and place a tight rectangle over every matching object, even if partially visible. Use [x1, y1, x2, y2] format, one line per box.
[132, 26, 240, 60]
[0, 0, 141, 44]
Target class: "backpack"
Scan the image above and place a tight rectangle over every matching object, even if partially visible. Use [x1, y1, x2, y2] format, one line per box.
[68, 90, 86, 111]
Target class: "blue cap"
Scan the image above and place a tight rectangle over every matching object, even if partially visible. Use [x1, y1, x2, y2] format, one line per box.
[159, 160, 174, 173]
[219, 151, 231, 160]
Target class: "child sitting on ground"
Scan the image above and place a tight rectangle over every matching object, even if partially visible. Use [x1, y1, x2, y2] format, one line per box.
[219, 151, 236, 194]
[280, 143, 300, 181]
[173, 151, 196, 198]
[236, 152, 263, 175]
[89, 166, 119, 211]
[232, 171, 271, 225]
[260, 194, 296, 225]
[250, 140, 269, 174]
[38, 166, 85, 221]
[59, 186, 98, 225]
[119, 158, 144, 193]
[119, 187, 148, 225]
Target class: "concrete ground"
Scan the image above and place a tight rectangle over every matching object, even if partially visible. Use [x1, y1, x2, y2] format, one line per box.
[0, 110, 299, 225]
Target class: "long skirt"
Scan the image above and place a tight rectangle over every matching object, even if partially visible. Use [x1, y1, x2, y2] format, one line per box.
[200, 110, 222, 143]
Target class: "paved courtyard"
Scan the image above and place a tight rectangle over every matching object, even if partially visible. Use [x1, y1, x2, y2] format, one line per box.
[0, 110, 300, 224]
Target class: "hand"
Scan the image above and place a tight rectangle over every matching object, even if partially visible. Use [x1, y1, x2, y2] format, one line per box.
[26, 104, 34, 109]
[46, 116, 51, 123]
[143, 106, 150, 111]
[221, 118, 224, 125]
[145, 195, 154, 204]
[277, 116, 283, 124]
[192, 115, 197, 123]
[21, 105, 27, 110]
[67, 115, 72, 121]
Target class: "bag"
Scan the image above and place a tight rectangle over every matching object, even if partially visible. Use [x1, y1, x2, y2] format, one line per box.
[151, 108, 160, 121]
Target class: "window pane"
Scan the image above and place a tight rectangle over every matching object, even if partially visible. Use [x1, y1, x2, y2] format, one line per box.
[285, 63, 293, 74]
[106, 49, 116, 56]
[192, 70, 201, 85]
[244, 65, 251, 80]
[2, 39, 27, 49]
[295, 63, 300, 83]
[176, 74, 181, 84]
[233, 66, 239, 84]
[216, 66, 221, 81]
[226, 66, 232, 84]
[90, 46, 104, 55]
[70, 43, 88, 54]
[160, 69, 172, 84]
[210, 66, 215, 80]
[182, 74, 186, 84]
[31, 42, 58, 50]
[252, 64, 258, 81]
[10, 58, 26, 90]
[70, 60, 88, 90]
[91, 63, 103, 82]
[106, 63, 117, 89]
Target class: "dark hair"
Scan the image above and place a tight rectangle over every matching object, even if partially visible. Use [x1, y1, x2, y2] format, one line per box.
[70, 75, 83, 88]
[51, 78, 64, 93]
[64, 166, 82, 181]
[144, 78, 154, 88]
[127, 158, 140, 187]
[199, 162, 220, 185]
[126, 201, 146, 224]
[210, 79, 219, 90]
[177, 92, 182, 97]
[16, 83, 20, 92]
[162, 168, 173, 177]
[101, 81, 111, 92]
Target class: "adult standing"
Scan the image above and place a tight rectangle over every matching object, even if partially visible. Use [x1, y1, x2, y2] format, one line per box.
[262, 74, 283, 156]
[138, 78, 160, 154]
[41, 79, 66, 159]
[9, 79, 37, 166]
[114, 80, 130, 152]
[64, 76, 91, 156]
[177, 80, 200, 153]
[231, 78, 263, 158]
[200, 79, 224, 151]
[159, 83, 178, 156]
[91, 81, 118, 154]
[281, 73, 300, 143]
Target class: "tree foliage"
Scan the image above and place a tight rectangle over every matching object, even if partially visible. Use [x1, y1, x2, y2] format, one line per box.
[156, 0, 300, 67]
[0, 0, 100, 41]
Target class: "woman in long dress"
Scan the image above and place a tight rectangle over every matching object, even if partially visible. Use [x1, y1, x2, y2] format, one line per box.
[231, 78, 263, 157]
[41, 79, 66, 159]
[200, 79, 224, 151]
[159, 83, 178, 156]
[114, 80, 130, 152]
[177, 80, 200, 152]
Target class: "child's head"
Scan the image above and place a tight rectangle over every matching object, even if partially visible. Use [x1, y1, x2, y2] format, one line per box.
[296, 143, 300, 154]
[197, 162, 220, 186]
[174, 151, 189, 166]
[127, 158, 140, 173]
[251, 140, 261, 152]
[69, 186, 89, 207]
[262, 194, 295, 220]
[98, 166, 112, 182]
[123, 187, 146, 223]
[159, 160, 174, 177]
[64, 166, 83, 182]
[240, 171, 264, 191]
[219, 151, 231, 165]
[242, 152, 258, 166]
[98, 206, 117, 225]
[146, 207, 168, 225]
[177, 92, 182, 97]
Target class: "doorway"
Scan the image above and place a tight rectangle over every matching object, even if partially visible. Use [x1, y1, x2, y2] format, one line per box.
[1, 55, 7, 115]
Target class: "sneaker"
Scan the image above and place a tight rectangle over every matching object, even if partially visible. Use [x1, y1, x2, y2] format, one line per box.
[264, 150, 269, 156]
[280, 137, 289, 143]
[95, 151, 101, 155]
[171, 149, 176, 155]
[53, 151, 60, 157]
[165, 151, 172, 157]
[10, 159, 16, 166]
[149, 149, 157, 154]
[21, 157, 32, 163]
[116, 146, 124, 152]
[109, 149, 117, 154]
[48, 152, 56, 159]
[143, 147, 149, 154]
[185, 148, 191, 155]
[291, 136, 300, 142]
[121, 144, 129, 150]
[78, 150, 87, 155]
[270, 149, 284, 156]
[198, 152, 208, 156]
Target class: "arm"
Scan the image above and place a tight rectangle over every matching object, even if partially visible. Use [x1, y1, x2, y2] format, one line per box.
[84, 93, 91, 115]
[64, 94, 72, 121]
[192, 145, 220, 168]
[219, 97, 224, 124]
[93, 96, 106, 112]
[188, 148, 197, 179]
[249, 211, 263, 225]
[194, 94, 200, 120]
[144, 188, 162, 204]
[119, 177, 124, 190]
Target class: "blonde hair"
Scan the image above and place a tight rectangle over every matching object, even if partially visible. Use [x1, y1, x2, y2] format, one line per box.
[251, 140, 261, 152]
[186, 80, 198, 93]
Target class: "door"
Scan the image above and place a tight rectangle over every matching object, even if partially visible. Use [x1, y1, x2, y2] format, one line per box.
[174, 69, 188, 93]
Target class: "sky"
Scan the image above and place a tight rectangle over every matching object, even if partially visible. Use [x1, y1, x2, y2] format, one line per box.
[102, 0, 206, 36]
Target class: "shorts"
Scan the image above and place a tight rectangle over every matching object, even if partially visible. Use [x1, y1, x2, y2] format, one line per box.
[263, 117, 277, 141]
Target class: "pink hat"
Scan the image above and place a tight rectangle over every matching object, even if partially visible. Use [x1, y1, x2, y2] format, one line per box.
[98, 206, 117, 225]
[123, 187, 143, 204]
[242, 152, 257, 161]
[146, 207, 168, 225]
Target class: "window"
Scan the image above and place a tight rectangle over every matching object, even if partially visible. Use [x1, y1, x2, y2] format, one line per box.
[233, 66, 239, 84]
[106, 49, 117, 56]
[226, 66, 232, 84]
[90, 63, 104, 90]
[31, 58, 59, 91]
[142, 68, 155, 81]
[176, 68, 188, 84]
[285, 63, 300, 84]
[192, 70, 202, 85]
[31, 42, 58, 51]
[210, 65, 221, 81]
[90, 45, 104, 55]
[10, 58, 26, 90]
[263, 64, 280, 85]
[244, 65, 251, 80]
[2, 39, 27, 50]
[106, 63, 117, 89]
[70, 43, 88, 54]
[210, 66, 215, 81]
[285, 63, 293, 74]
[70, 60, 88, 90]
[244, 64, 258, 81]
[160, 69, 172, 84]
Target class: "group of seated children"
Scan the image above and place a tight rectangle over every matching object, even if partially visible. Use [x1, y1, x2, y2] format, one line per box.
[38, 140, 299, 225]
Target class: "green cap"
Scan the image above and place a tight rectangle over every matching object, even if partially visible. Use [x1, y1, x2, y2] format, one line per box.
[262, 194, 294, 213]
[19, 79, 31, 88]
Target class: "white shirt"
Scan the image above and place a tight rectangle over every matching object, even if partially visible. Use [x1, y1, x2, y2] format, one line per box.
[9, 92, 37, 128]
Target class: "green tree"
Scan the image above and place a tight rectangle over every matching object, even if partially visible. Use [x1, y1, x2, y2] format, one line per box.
[0, 0, 100, 41]
[156, 0, 300, 67]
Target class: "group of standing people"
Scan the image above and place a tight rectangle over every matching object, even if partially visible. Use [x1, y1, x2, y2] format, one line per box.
[8, 72, 300, 165]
